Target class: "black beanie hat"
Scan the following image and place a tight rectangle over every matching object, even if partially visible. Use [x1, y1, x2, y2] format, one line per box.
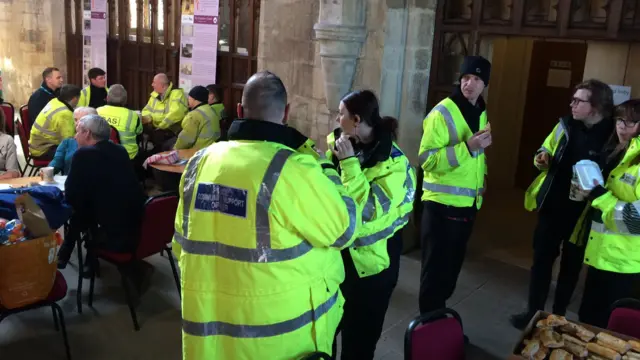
[188, 86, 209, 103]
[459, 56, 491, 85]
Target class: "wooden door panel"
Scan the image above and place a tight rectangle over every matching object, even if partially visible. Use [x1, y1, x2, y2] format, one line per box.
[514, 41, 588, 190]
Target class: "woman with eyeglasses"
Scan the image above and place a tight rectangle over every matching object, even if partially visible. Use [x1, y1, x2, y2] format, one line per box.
[574, 99, 640, 327]
[0, 109, 20, 179]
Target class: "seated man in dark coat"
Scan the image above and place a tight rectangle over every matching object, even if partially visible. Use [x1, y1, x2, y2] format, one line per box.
[59, 114, 148, 288]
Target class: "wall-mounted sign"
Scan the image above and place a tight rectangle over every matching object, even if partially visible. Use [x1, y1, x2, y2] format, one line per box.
[609, 85, 631, 106]
[82, 0, 108, 87]
[550, 60, 572, 69]
[178, 0, 220, 93]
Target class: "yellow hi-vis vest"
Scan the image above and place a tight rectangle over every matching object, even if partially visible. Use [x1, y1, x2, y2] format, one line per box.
[524, 119, 569, 211]
[418, 97, 487, 208]
[174, 104, 221, 150]
[97, 105, 142, 159]
[77, 85, 109, 108]
[584, 137, 640, 274]
[172, 139, 363, 359]
[327, 132, 416, 277]
[29, 98, 75, 157]
[141, 82, 188, 132]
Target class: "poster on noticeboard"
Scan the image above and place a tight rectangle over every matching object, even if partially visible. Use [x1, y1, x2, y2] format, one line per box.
[178, 0, 219, 93]
[82, 0, 108, 87]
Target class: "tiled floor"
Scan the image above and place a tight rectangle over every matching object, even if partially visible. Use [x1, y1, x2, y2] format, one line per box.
[1, 169, 584, 360]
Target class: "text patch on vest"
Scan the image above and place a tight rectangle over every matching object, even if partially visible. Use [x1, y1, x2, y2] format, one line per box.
[620, 173, 637, 186]
[194, 183, 248, 218]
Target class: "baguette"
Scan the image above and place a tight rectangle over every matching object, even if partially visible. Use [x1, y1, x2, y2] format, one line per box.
[550, 349, 573, 360]
[629, 341, 640, 353]
[522, 339, 541, 359]
[537, 319, 551, 328]
[590, 356, 610, 360]
[534, 346, 549, 360]
[563, 340, 588, 358]
[547, 314, 569, 327]
[563, 333, 587, 348]
[541, 329, 565, 348]
[566, 323, 596, 342]
[597, 333, 631, 354]
[587, 342, 622, 360]
[623, 352, 640, 360]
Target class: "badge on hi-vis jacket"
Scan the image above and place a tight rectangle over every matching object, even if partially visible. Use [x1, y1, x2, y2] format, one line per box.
[194, 183, 248, 218]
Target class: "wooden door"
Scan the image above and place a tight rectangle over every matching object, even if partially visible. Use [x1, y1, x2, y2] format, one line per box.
[514, 41, 588, 190]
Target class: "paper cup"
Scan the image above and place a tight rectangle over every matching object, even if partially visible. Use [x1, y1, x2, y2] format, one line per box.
[41, 167, 55, 183]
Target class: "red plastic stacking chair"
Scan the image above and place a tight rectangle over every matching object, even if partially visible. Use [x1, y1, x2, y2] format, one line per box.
[608, 298, 640, 339]
[404, 308, 465, 360]
[86, 192, 180, 331]
[16, 119, 49, 176]
[0, 102, 15, 135]
[19, 105, 30, 135]
[109, 126, 121, 144]
[0, 271, 72, 359]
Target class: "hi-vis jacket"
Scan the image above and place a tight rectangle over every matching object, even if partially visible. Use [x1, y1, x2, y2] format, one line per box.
[141, 82, 188, 132]
[77, 85, 109, 108]
[583, 137, 640, 274]
[418, 97, 488, 208]
[97, 105, 142, 159]
[172, 119, 363, 360]
[327, 130, 416, 277]
[524, 117, 570, 211]
[29, 98, 75, 157]
[174, 104, 221, 150]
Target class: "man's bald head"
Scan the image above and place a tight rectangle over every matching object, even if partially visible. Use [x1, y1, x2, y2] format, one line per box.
[152, 73, 170, 94]
[240, 71, 288, 124]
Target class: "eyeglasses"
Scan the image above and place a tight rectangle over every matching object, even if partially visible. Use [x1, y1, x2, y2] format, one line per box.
[571, 97, 590, 106]
[616, 117, 639, 128]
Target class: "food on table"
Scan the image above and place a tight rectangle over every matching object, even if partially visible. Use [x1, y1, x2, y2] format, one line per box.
[540, 329, 565, 348]
[596, 333, 631, 354]
[522, 339, 541, 359]
[587, 342, 622, 360]
[550, 349, 573, 360]
[629, 341, 640, 353]
[623, 351, 640, 360]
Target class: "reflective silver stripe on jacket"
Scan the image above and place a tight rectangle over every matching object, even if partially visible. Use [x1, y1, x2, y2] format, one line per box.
[33, 106, 67, 140]
[422, 181, 477, 198]
[554, 121, 568, 143]
[182, 291, 339, 338]
[142, 98, 164, 114]
[81, 88, 88, 100]
[176, 148, 358, 261]
[419, 104, 460, 167]
[591, 200, 640, 236]
[195, 107, 220, 140]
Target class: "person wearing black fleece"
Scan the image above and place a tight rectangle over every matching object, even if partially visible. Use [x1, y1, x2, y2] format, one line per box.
[78, 68, 108, 108]
[27, 67, 63, 126]
[418, 56, 492, 328]
[510, 79, 615, 330]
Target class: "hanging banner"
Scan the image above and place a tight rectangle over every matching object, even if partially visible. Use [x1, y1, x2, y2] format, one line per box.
[179, 0, 220, 93]
[82, 0, 108, 87]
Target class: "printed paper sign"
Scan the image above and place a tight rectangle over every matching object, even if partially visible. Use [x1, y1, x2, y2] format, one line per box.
[82, 0, 108, 87]
[609, 85, 631, 106]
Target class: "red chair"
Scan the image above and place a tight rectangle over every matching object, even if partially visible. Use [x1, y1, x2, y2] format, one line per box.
[109, 126, 121, 144]
[0, 102, 15, 135]
[19, 105, 30, 135]
[607, 298, 640, 339]
[404, 308, 465, 360]
[0, 271, 72, 359]
[16, 120, 48, 176]
[87, 192, 180, 330]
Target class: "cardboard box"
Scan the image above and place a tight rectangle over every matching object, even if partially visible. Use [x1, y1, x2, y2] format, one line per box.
[0, 194, 58, 309]
[510, 310, 639, 359]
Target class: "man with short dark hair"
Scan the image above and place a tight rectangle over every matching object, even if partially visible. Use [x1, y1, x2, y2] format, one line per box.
[27, 67, 64, 126]
[29, 84, 81, 160]
[78, 68, 108, 108]
[205, 84, 227, 120]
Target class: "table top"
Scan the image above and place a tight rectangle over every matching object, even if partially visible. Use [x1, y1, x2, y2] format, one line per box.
[150, 148, 198, 174]
[0, 175, 67, 191]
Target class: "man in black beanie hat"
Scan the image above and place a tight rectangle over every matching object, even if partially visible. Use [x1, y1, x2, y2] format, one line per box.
[417, 55, 492, 329]
[174, 85, 222, 150]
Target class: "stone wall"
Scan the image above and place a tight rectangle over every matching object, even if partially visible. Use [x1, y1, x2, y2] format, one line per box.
[0, 0, 66, 107]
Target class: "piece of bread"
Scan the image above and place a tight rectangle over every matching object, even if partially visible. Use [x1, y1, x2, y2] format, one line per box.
[587, 342, 622, 360]
[550, 349, 573, 360]
[534, 346, 549, 360]
[629, 341, 640, 353]
[563, 333, 587, 348]
[564, 340, 588, 358]
[597, 333, 631, 354]
[541, 329, 565, 348]
[537, 319, 551, 328]
[623, 351, 640, 360]
[547, 315, 569, 327]
[522, 339, 541, 359]
[563, 322, 596, 342]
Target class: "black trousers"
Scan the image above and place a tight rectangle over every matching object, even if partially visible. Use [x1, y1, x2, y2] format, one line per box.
[419, 201, 476, 314]
[32, 145, 58, 162]
[526, 208, 586, 315]
[579, 266, 639, 328]
[333, 230, 403, 360]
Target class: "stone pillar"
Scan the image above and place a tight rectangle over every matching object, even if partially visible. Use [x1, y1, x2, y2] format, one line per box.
[313, 0, 367, 115]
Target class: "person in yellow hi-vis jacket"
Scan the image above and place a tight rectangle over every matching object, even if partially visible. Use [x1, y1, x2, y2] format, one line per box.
[571, 99, 640, 328]
[77, 67, 108, 108]
[325, 90, 416, 360]
[172, 71, 364, 360]
[174, 86, 221, 150]
[417, 56, 491, 327]
[510, 80, 615, 330]
[141, 73, 188, 151]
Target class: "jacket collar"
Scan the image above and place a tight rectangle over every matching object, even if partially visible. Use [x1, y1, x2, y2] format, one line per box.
[332, 127, 393, 169]
[52, 97, 74, 112]
[151, 82, 174, 100]
[190, 102, 207, 112]
[40, 82, 56, 96]
[227, 119, 309, 150]
[450, 86, 487, 114]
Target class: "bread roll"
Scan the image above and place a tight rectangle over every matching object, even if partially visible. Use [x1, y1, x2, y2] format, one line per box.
[629, 341, 640, 353]
[587, 342, 622, 360]
[537, 319, 551, 328]
[534, 346, 549, 360]
[547, 315, 569, 327]
[564, 323, 596, 342]
[563, 340, 588, 358]
[550, 349, 573, 360]
[541, 330, 565, 348]
[522, 339, 541, 359]
[563, 333, 587, 347]
[596, 333, 631, 354]
[623, 351, 640, 360]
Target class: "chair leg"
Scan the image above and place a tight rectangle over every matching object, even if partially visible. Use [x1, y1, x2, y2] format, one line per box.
[76, 240, 84, 314]
[166, 248, 181, 298]
[120, 270, 141, 331]
[88, 258, 96, 307]
[52, 303, 72, 360]
[52, 306, 60, 331]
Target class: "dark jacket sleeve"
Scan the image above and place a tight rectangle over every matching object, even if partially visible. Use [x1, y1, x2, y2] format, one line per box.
[27, 91, 46, 126]
[64, 148, 94, 221]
